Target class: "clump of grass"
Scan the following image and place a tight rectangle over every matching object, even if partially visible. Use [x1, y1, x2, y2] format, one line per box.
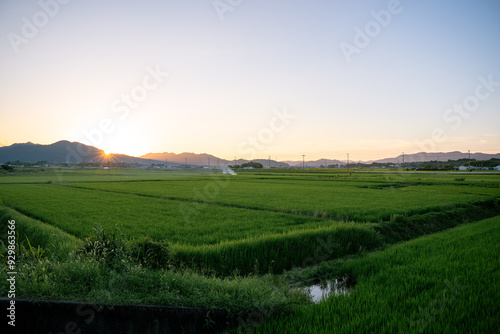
[389, 213, 406, 223]
[23, 236, 46, 259]
[78, 226, 174, 271]
[129, 235, 173, 270]
[79, 225, 129, 270]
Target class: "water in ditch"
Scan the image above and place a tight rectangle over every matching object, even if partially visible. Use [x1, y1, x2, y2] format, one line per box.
[303, 277, 355, 303]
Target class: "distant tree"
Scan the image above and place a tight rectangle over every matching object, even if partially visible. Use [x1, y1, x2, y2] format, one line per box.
[1, 164, 14, 172]
[460, 161, 474, 166]
[241, 161, 263, 168]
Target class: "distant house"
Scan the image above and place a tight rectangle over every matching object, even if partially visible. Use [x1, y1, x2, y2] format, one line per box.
[494, 165, 500, 171]
[459, 166, 475, 171]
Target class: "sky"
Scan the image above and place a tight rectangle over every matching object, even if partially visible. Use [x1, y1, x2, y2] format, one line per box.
[1, 0, 499, 161]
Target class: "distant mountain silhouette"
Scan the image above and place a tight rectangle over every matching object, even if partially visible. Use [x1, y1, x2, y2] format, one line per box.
[0, 141, 103, 163]
[372, 151, 500, 164]
[1, 141, 498, 167]
[141, 152, 227, 166]
[0, 141, 157, 164]
[283, 152, 500, 166]
[282, 159, 346, 167]
[140, 152, 289, 167]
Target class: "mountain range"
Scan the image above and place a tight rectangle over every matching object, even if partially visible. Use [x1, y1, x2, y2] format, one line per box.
[1, 140, 499, 166]
[0, 141, 157, 165]
[141, 152, 290, 168]
[370, 151, 500, 164]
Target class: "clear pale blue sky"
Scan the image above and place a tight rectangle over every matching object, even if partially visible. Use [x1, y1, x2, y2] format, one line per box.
[1, 0, 499, 160]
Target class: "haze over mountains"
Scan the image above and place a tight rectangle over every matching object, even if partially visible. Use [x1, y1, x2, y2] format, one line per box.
[1, 141, 499, 167]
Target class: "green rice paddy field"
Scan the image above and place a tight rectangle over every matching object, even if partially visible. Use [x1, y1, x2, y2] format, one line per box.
[0, 168, 499, 332]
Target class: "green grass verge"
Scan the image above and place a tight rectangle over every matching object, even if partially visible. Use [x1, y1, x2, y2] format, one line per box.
[253, 215, 500, 333]
[0, 205, 81, 260]
[175, 223, 383, 276]
[375, 198, 500, 243]
[0, 206, 307, 318]
[0, 258, 307, 319]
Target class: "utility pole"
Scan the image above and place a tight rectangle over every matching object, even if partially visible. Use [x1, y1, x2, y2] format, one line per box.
[302, 155, 305, 170]
[185, 158, 187, 167]
[402, 152, 404, 170]
[208, 157, 210, 168]
[268, 156, 271, 168]
[347, 153, 349, 173]
[165, 158, 168, 168]
[468, 150, 471, 171]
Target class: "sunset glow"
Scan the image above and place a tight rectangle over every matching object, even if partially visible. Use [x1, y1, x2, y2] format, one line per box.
[1, 1, 499, 160]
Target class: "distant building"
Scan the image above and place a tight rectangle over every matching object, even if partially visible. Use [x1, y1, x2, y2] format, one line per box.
[459, 166, 481, 171]
[494, 165, 500, 171]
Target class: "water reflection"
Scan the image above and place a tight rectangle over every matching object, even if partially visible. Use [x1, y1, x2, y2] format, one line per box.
[304, 277, 355, 303]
